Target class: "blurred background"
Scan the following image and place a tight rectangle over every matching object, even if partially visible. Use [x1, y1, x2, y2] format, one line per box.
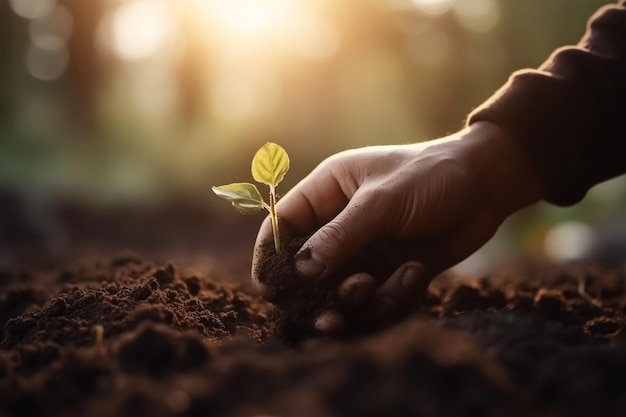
[1, 0, 625, 279]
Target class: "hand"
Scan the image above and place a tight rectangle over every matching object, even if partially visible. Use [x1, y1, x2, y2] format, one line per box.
[252, 122, 544, 333]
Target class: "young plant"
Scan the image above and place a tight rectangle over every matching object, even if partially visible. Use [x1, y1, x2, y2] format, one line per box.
[212, 142, 290, 253]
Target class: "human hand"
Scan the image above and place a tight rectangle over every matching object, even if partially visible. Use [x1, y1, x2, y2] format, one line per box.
[252, 122, 544, 334]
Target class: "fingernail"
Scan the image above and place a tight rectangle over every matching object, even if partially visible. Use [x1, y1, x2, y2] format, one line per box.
[294, 248, 326, 278]
[401, 263, 421, 289]
[314, 310, 345, 334]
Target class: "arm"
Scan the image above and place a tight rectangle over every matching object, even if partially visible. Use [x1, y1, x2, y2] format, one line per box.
[252, 2, 625, 333]
[468, 1, 626, 206]
[253, 122, 544, 332]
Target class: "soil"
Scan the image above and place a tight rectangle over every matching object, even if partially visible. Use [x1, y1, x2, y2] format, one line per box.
[254, 237, 410, 344]
[2, 249, 626, 417]
[254, 237, 341, 344]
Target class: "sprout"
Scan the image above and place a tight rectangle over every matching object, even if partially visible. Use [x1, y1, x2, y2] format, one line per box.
[212, 142, 290, 253]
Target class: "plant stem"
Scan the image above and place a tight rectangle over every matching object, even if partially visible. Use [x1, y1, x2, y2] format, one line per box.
[269, 185, 281, 253]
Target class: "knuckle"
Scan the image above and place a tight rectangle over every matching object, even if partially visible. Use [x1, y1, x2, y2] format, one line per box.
[318, 152, 348, 173]
[318, 221, 351, 253]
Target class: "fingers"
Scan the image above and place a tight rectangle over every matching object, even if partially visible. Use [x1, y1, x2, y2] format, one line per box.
[314, 264, 428, 335]
[337, 273, 377, 308]
[371, 262, 428, 322]
[251, 162, 353, 293]
[374, 261, 425, 301]
[313, 310, 345, 334]
[275, 164, 352, 237]
[294, 192, 389, 280]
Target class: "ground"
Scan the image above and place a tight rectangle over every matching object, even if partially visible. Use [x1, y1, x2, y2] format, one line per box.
[0, 194, 625, 417]
[1, 250, 626, 417]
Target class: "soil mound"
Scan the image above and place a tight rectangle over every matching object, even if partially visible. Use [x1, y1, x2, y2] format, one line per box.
[2, 258, 626, 417]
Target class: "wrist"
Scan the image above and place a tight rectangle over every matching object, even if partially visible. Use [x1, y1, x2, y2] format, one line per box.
[455, 121, 545, 220]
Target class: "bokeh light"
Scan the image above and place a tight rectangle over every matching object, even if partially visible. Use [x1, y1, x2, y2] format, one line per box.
[109, 0, 175, 61]
[410, 0, 454, 16]
[544, 221, 596, 262]
[29, 3, 73, 45]
[23, 2, 72, 81]
[26, 41, 68, 81]
[198, 0, 295, 35]
[191, 0, 336, 61]
[9, 0, 56, 20]
[453, 0, 500, 33]
[0, 0, 615, 271]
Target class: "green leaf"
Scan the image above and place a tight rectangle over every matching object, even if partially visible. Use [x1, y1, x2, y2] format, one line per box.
[251, 142, 290, 187]
[212, 183, 265, 215]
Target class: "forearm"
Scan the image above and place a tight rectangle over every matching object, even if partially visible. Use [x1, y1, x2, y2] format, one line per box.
[466, 1, 626, 206]
[455, 122, 545, 221]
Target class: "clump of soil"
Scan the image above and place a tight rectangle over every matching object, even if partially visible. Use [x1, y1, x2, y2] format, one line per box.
[253, 236, 391, 343]
[3, 257, 626, 417]
[253, 237, 340, 343]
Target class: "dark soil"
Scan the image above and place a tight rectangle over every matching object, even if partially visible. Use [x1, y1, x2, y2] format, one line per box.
[2, 254, 626, 417]
[254, 237, 341, 343]
[254, 237, 407, 344]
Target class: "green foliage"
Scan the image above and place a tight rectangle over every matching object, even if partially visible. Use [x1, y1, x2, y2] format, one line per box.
[211, 182, 265, 215]
[212, 142, 290, 252]
[252, 142, 290, 187]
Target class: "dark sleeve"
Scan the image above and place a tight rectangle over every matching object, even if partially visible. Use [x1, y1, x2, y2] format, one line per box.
[467, 1, 626, 206]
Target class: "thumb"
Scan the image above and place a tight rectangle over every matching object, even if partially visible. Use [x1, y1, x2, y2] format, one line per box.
[294, 194, 388, 279]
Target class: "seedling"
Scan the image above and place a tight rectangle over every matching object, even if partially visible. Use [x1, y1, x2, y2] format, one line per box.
[212, 142, 290, 253]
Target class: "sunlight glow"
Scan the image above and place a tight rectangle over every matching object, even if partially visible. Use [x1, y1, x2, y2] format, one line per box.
[199, 0, 295, 35]
[111, 0, 173, 61]
[410, 0, 454, 16]
[283, 15, 341, 60]
[191, 0, 338, 60]
[189, 0, 341, 63]
[211, 70, 281, 123]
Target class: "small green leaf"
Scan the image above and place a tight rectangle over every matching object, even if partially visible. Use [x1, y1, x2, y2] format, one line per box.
[251, 142, 290, 187]
[212, 183, 265, 215]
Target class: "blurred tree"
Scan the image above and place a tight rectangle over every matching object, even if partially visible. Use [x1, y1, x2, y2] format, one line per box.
[175, 4, 210, 126]
[0, 1, 26, 127]
[62, 0, 109, 132]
